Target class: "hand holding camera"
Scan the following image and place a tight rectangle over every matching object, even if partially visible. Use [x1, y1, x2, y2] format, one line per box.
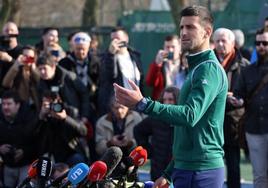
[155, 50, 174, 65]
[109, 39, 128, 54]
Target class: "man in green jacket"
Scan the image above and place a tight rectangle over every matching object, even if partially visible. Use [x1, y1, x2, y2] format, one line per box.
[114, 5, 228, 188]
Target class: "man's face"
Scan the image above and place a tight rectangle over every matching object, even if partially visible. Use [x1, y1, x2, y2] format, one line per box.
[180, 16, 208, 53]
[38, 64, 56, 80]
[111, 30, 129, 43]
[164, 39, 181, 60]
[111, 102, 129, 120]
[2, 22, 19, 36]
[162, 92, 176, 105]
[43, 30, 59, 47]
[256, 32, 268, 58]
[74, 43, 90, 60]
[2, 98, 20, 118]
[214, 33, 234, 57]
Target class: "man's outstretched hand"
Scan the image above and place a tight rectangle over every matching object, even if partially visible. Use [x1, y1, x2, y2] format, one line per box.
[113, 79, 143, 109]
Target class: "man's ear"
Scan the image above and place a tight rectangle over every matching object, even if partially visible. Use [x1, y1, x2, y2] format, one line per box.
[204, 26, 213, 39]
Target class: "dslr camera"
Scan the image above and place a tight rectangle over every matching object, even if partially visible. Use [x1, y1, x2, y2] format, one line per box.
[49, 86, 64, 113]
[50, 102, 64, 113]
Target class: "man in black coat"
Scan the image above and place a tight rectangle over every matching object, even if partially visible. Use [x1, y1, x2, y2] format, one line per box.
[98, 27, 143, 116]
[0, 90, 39, 188]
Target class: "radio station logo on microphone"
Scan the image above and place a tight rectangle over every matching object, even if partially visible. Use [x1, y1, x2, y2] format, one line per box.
[71, 168, 83, 180]
[41, 160, 48, 177]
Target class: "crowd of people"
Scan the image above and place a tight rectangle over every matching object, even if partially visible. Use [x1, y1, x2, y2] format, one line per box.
[0, 5, 267, 188]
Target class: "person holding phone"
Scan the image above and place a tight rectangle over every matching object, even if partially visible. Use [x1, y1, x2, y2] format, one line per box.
[2, 45, 40, 110]
[146, 35, 187, 100]
[98, 27, 143, 115]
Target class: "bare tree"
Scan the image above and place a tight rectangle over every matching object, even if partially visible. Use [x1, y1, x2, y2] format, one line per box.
[0, 0, 21, 30]
[82, 0, 98, 26]
[167, 0, 188, 33]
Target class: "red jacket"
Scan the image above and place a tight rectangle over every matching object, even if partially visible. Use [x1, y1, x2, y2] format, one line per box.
[146, 62, 165, 100]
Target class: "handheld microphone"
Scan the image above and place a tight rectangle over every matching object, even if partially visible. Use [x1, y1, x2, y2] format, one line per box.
[17, 159, 38, 188]
[79, 160, 107, 187]
[143, 181, 154, 188]
[36, 157, 53, 188]
[129, 146, 148, 167]
[124, 146, 148, 187]
[59, 163, 89, 188]
[99, 146, 123, 177]
[88, 161, 107, 182]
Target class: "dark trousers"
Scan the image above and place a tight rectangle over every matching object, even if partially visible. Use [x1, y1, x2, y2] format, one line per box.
[171, 167, 224, 188]
[224, 145, 241, 188]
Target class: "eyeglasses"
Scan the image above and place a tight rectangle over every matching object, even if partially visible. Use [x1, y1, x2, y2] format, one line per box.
[255, 41, 268, 46]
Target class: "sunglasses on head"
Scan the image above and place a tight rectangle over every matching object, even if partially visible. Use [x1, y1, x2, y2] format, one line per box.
[255, 41, 268, 46]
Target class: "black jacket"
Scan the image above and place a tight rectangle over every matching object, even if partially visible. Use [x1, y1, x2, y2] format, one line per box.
[98, 48, 143, 115]
[37, 115, 88, 164]
[216, 49, 249, 145]
[0, 103, 39, 167]
[38, 66, 91, 119]
[134, 117, 173, 181]
[234, 61, 268, 134]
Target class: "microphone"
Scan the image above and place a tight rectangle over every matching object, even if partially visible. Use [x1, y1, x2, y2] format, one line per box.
[143, 181, 154, 188]
[36, 157, 53, 188]
[59, 163, 89, 188]
[87, 161, 107, 182]
[78, 160, 107, 187]
[119, 146, 148, 187]
[129, 146, 148, 167]
[17, 159, 38, 188]
[99, 146, 123, 177]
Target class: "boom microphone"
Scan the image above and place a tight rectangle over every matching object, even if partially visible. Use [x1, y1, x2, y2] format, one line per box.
[17, 159, 38, 188]
[99, 146, 123, 177]
[59, 163, 89, 188]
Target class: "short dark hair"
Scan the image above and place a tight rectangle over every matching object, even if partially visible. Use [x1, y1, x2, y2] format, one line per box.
[22, 45, 35, 51]
[42, 27, 59, 35]
[255, 28, 267, 35]
[36, 54, 55, 67]
[165, 35, 180, 42]
[158, 86, 179, 104]
[2, 90, 21, 104]
[180, 5, 213, 27]
[265, 17, 268, 21]
[111, 26, 128, 36]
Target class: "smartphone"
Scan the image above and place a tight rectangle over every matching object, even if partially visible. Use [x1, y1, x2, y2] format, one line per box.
[167, 52, 174, 60]
[118, 41, 128, 48]
[51, 50, 60, 57]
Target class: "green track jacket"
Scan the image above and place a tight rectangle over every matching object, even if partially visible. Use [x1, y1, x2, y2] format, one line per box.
[143, 49, 228, 179]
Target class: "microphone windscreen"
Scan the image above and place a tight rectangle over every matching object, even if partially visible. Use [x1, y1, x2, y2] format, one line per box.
[129, 146, 148, 167]
[100, 146, 123, 177]
[67, 163, 89, 185]
[36, 157, 53, 179]
[88, 161, 107, 182]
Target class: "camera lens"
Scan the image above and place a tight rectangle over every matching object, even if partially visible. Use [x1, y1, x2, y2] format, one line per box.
[50, 103, 63, 112]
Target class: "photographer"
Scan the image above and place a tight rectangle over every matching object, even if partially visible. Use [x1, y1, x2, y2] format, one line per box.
[2, 45, 40, 110]
[146, 35, 186, 100]
[0, 90, 39, 188]
[0, 22, 23, 89]
[37, 91, 88, 166]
